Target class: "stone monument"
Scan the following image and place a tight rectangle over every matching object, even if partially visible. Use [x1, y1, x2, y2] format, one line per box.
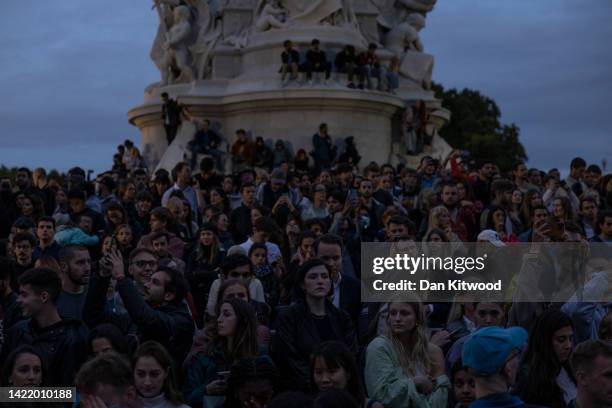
[128, 0, 451, 172]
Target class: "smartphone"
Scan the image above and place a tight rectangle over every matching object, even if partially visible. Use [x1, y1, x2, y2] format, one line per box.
[547, 218, 565, 241]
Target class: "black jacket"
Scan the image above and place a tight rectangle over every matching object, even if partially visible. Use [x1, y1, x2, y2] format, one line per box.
[2, 318, 88, 386]
[272, 301, 358, 391]
[229, 203, 253, 244]
[83, 274, 195, 369]
[162, 99, 182, 126]
[1, 291, 24, 339]
[281, 49, 300, 65]
[338, 273, 362, 330]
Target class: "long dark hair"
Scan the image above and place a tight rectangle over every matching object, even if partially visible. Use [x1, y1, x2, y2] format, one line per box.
[132, 341, 184, 405]
[216, 298, 259, 362]
[309, 341, 364, 403]
[2, 346, 45, 386]
[225, 357, 277, 408]
[519, 309, 575, 408]
[292, 258, 333, 303]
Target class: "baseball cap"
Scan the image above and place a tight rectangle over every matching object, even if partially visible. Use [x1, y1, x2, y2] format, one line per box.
[462, 326, 527, 376]
[477, 229, 506, 247]
[271, 169, 287, 185]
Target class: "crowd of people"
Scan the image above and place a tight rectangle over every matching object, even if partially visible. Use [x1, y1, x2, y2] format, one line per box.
[0, 131, 611, 408]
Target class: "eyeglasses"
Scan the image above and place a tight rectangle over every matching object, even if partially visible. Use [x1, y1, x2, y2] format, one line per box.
[133, 260, 157, 268]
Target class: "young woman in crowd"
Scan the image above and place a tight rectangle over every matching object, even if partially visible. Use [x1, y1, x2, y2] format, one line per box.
[515, 309, 576, 408]
[184, 298, 259, 407]
[1, 346, 44, 387]
[166, 196, 195, 243]
[484, 205, 518, 243]
[133, 341, 189, 408]
[365, 301, 449, 408]
[553, 196, 575, 223]
[118, 180, 137, 216]
[273, 259, 358, 391]
[186, 223, 226, 320]
[521, 189, 543, 227]
[210, 212, 234, 251]
[115, 223, 135, 262]
[208, 187, 229, 215]
[508, 189, 525, 233]
[311, 341, 384, 408]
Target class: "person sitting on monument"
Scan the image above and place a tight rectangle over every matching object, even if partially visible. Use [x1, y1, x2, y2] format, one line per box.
[280, 40, 300, 84]
[231, 129, 255, 172]
[334, 45, 359, 89]
[386, 56, 401, 94]
[358, 43, 384, 91]
[183, 110, 223, 171]
[300, 39, 331, 85]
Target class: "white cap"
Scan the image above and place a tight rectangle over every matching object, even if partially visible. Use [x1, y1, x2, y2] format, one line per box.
[477, 229, 506, 247]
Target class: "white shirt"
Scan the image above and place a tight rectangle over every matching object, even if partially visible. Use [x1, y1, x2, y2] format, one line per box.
[239, 237, 282, 263]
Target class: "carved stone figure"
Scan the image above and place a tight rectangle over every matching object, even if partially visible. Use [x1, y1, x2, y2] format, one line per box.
[280, 0, 343, 25]
[372, 0, 436, 31]
[190, 0, 222, 79]
[254, 0, 288, 31]
[159, 5, 195, 84]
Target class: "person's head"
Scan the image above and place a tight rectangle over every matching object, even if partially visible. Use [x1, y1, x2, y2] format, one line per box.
[143, 267, 187, 306]
[217, 298, 259, 359]
[15, 167, 32, 188]
[105, 202, 127, 227]
[295, 258, 332, 302]
[217, 279, 250, 313]
[315, 234, 343, 281]
[525, 309, 574, 370]
[149, 207, 173, 232]
[2, 346, 44, 387]
[310, 341, 363, 401]
[115, 224, 133, 247]
[450, 360, 476, 408]
[172, 162, 191, 186]
[311, 38, 320, 50]
[570, 157, 587, 179]
[77, 213, 93, 234]
[580, 196, 598, 221]
[283, 39, 293, 50]
[477, 160, 494, 180]
[474, 301, 505, 328]
[386, 301, 432, 376]
[598, 312, 612, 342]
[150, 231, 170, 258]
[197, 222, 218, 247]
[227, 357, 277, 408]
[77, 352, 140, 408]
[128, 248, 158, 288]
[596, 210, 612, 238]
[531, 205, 549, 227]
[249, 243, 268, 267]
[319, 123, 328, 135]
[221, 254, 253, 284]
[132, 341, 183, 403]
[252, 216, 276, 244]
[585, 164, 602, 188]
[440, 182, 459, 207]
[325, 190, 344, 214]
[511, 189, 523, 206]
[570, 339, 612, 407]
[270, 169, 287, 192]
[240, 183, 256, 206]
[491, 179, 514, 206]
[298, 230, 317, 260]
[36, 216, 55, 244]
[528, 168, 542, 186]
[512, 161, 528, 181]
[367, 42, 377, 54]
[386, 216, 415, 241]
[161, 92, 169, 102]
[88, 323, 130, 358]
[59, 245, 91, 288]
[17, 268, 61, 318]
[13, 232, 35, 266]
[462, 327, 528, 393]
[485, 205, 507, 232]
[166, 196, 185, 224]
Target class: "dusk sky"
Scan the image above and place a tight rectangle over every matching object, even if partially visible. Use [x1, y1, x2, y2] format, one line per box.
[1, 0, 610, 175]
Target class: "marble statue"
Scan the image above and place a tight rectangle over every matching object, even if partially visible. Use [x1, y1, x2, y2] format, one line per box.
[190, 0, 222, 78]
[160, 5, 196, 84]
[254, 0, 289, 31]
[280, 0, 343, 25]
[372, 0, 436, 31]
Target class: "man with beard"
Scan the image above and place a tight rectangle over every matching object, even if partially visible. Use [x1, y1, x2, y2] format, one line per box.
[57, 246, 91, 320]
[512, 161, 537, 194]
[439, 181, 477, 242]
[12, 233, 36, 284]
[83, 249, 194, 369]
[1, 267, 88, 386]
[357, 178, 385, 241]
[133, 190, 153, 235]
[471, 160, 494, 208]
[68, 188, 105, 234]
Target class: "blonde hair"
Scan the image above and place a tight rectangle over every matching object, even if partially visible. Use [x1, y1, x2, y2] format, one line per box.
[386, 301, 431, 377]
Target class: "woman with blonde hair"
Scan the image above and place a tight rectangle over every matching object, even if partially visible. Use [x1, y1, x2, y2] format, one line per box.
[365, 300, 449, 408]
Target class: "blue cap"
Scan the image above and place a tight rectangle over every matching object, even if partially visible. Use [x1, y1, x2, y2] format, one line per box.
[462, 326, 528, 376]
